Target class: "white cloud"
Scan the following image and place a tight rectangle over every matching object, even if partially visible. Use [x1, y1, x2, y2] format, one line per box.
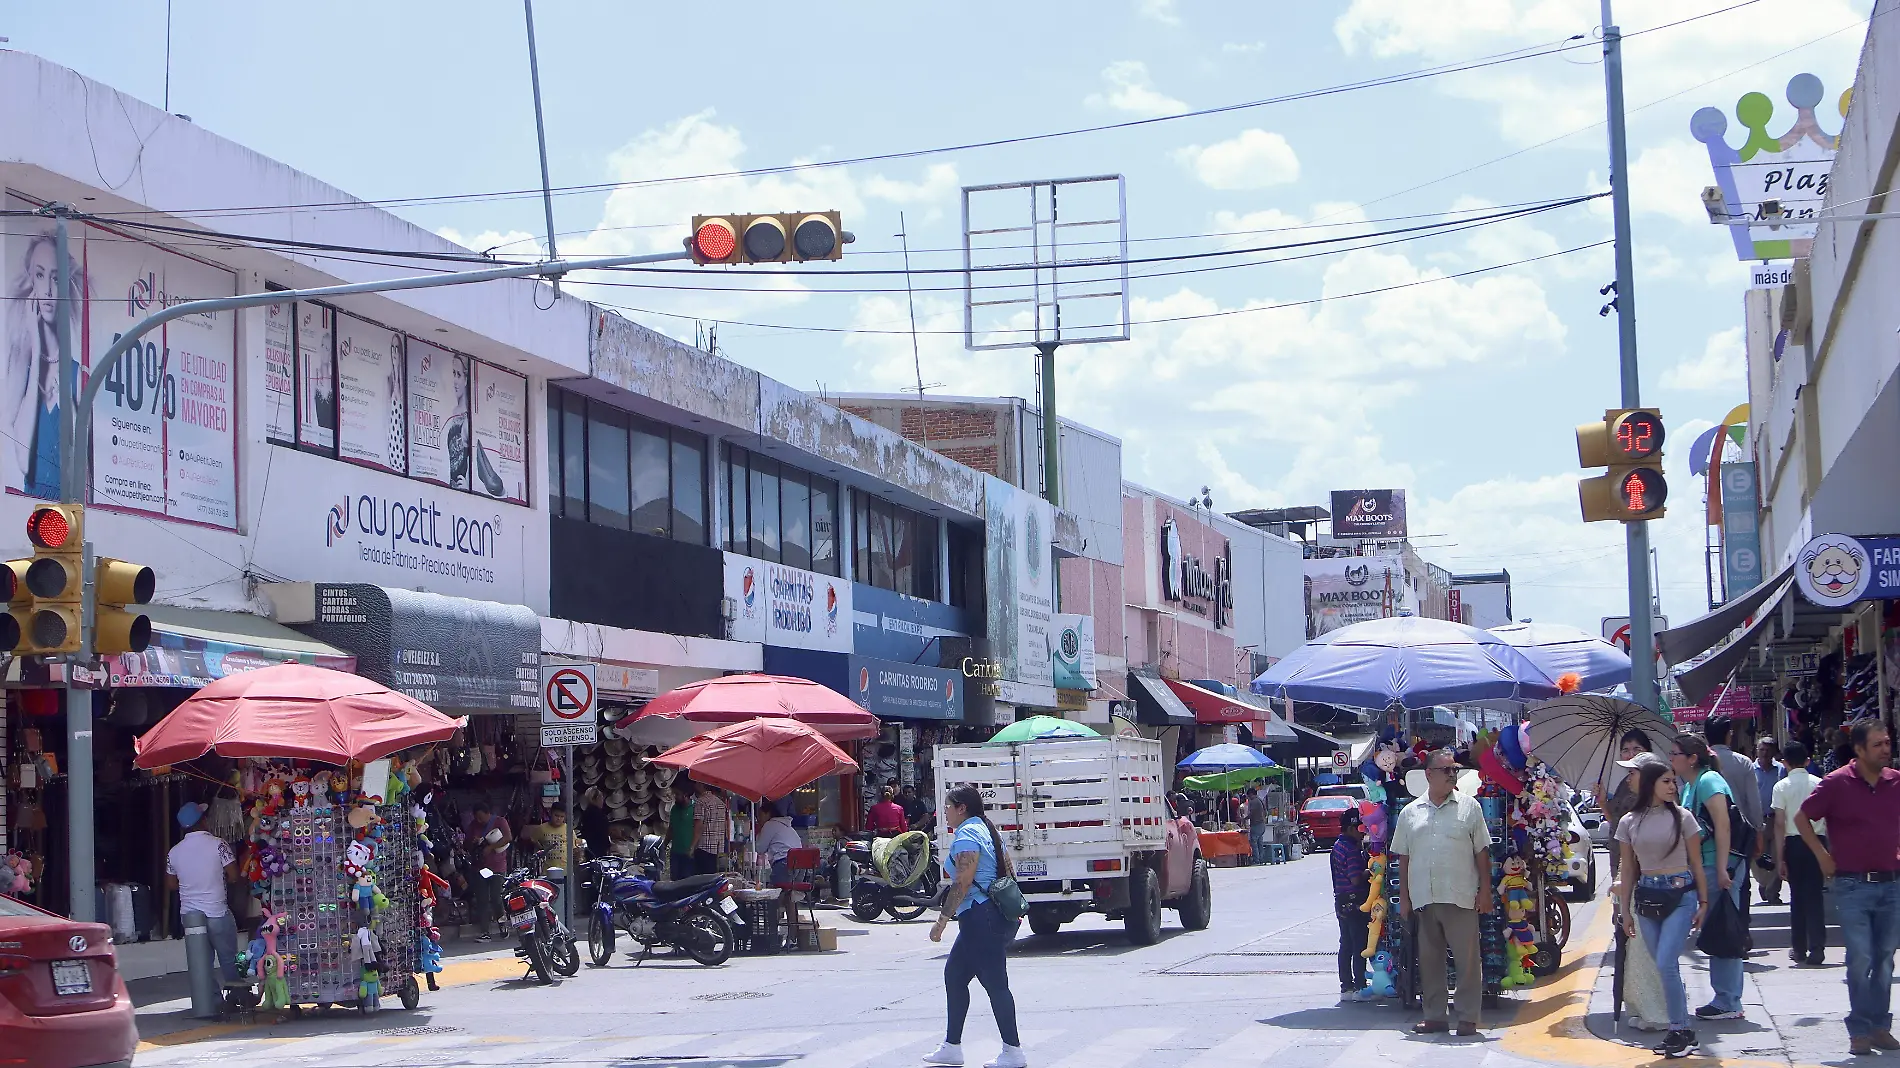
[1084, 61, 1188, 118]
[1629, 139, 1714, 225]
[1138, 0, 1181, 25]
[1662, 325, 1745, 390]
[1175, 129, 1301, 190]
[1222, 41, 1268, 54]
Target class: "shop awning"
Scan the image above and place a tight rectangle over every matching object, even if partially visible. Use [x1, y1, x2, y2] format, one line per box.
[1263, 721, 1346, 760]
[1675, 578, 1793, 705]
[105, 606, 356, 689]
[1129, 670, 1196, 726]
[1163, 678, 1297, 740]
[1658, 565, 1793, 667]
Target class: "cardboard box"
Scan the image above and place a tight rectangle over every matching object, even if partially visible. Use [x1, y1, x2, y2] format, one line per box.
[813, 925, 838, 952]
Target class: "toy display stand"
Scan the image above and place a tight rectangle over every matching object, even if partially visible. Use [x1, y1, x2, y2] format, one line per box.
[230, 758, 430, 1018]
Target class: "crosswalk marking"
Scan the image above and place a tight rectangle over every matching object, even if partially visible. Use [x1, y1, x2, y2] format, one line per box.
[1040, 1027, 1181, 1068]
[1179, 1022, 1299, 1067]
[585, 1032, 711, 1060]
[701, 1030, 820, 1057]
[800, 1029, 935, 1066]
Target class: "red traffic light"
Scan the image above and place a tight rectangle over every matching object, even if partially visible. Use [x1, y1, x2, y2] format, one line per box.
[1617, 468, 1667, 515]
[692, 218, 739, 264]
[26, 506, 74, 550]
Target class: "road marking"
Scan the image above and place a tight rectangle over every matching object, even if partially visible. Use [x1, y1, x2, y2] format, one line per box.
[795, 1029, 935, 1066]
[1180, 1022, 1298, 1066]
[1040, 1026, 1180, 1068]
[587, 1033, 710, 1060]
[701, 1030, 820, 1057]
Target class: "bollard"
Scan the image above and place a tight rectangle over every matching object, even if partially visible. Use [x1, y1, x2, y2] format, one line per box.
[181, 910, 223, 1018]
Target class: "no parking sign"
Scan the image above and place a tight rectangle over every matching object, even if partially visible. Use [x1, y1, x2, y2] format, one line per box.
[540, 663, 597, 747]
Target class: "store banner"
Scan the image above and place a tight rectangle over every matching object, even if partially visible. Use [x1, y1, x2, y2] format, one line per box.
[334, 312, 407, 474]
[1, 194, 239, 528]
[724, 554, 852, 653]
[106, 632, 356, 689]
[297, 302, 336, 451]
[1720, 462, 1763, 597]
[1673, 685, 1757, 724]
[470, 361, 528, 504]
[983, 475, 1056, 696]
[263, 302, 296, 446]
[1791, 532, 1900, 608]
[852, 584, 973, 664]
[1305, 556, 1397, 637]
[405, 338, 470, 490]
[294, 583, 541, 712]
[1052, 613, 1097, 691]
[1329, 489, 1407, 540]
[848, 655, 962, 721]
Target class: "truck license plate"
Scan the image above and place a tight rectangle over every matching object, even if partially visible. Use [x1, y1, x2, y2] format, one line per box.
[52, 960, 92, 996]
[1015, 859, 1047, 878]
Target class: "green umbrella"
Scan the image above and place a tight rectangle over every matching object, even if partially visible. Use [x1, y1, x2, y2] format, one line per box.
[1181, 766, 1292, 792]
[984, 715, 1101, 745]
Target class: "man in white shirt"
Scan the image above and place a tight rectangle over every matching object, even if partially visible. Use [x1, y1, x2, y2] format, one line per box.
[1771, 742, 1827, 965]
[1390, 749, 1494, 1036]
[164, 802, 239, 983]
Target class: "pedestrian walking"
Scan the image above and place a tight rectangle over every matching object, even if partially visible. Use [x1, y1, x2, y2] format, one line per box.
[1614, 755, 1710, 1059]
[1246, 785, 1270, 864]
[1795, 720, 1900, 1056]
[667, 781, 695, 881]
[164, 801, 241, 984]
[1754, 738, 1786, 905]
[1389, 748, 1493, 1036]
[1332, 808, 1373, 1001]
[1671, 734, 1745, 1022]
[463, 801, 512, 941]
[1704, 717, 1762, 938]
[692, 781, 729, 876]
[1771, 742, 1826, 965]
[925, 785, 1024, 1068]
[1600, 729, 1655, 883]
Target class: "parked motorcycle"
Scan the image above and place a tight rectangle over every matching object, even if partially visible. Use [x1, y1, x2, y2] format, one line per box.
[846, 830, 939, 922]
[494, 861, 580, 983]
[582, 839, 738, 967]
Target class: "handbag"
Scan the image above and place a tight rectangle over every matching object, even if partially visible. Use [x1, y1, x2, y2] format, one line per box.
[1696, 883, 1746, 958]
[1633, 883, 1686, 921]
[985, 872, 1029, 923]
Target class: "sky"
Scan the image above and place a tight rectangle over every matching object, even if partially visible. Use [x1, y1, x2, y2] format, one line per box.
[6, 0, 1874, 638]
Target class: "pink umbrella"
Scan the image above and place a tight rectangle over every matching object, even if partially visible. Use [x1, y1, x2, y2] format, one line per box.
[614, 673, 879, 742]
[133, 663, 466, 768]
[650, 719, 859, 803]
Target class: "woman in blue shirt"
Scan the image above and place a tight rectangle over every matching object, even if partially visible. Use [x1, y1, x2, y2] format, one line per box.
[925, 785, 1024, 1068]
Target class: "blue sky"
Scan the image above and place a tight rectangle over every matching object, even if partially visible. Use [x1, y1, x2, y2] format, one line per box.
[8, 0, 1872, 636]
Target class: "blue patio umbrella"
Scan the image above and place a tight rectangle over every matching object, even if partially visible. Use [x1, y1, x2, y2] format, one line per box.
[1250, 615, 1561, 710]
[1489, 622, 1631, 694]
[1176, 743, 1277, 772]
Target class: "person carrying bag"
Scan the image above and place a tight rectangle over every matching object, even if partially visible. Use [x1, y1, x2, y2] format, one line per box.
[927, 786, 1027, 1068]
[1615, 755, 1711, 1059]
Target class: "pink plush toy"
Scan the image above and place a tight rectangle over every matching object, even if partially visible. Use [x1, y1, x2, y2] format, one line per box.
[2, 852, 31, 896]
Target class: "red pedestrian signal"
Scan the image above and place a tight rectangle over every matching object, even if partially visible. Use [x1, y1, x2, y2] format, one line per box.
[1577, 409, 1667, 523]
[1617, 468, 1666, 515]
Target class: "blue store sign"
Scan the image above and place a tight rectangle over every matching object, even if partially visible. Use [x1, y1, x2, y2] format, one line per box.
[848, 655, 962, 721]
[852, 585, 975, 664]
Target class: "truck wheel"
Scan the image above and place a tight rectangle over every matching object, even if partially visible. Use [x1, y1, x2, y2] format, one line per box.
[1124, 866, 1163, 945]
[1028, 909, 1063, 937]
[1176, 859, 1212, 931]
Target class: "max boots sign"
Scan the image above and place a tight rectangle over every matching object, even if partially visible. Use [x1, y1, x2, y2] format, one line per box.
[1160, 518, 1233, 629]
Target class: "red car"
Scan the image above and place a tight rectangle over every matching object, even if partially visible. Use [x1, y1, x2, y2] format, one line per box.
[1299, 796, 1356, 846]
[0, 894, 137, 1068]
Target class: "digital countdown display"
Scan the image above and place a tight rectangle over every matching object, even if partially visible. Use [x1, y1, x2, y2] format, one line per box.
[1612, 410, 1664, 461]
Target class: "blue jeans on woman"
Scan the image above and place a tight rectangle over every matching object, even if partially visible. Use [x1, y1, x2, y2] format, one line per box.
[1833, 877, 1900, 1039]
[1701, 857, 1745, 1013]
[1636, 873, 1699, 1030]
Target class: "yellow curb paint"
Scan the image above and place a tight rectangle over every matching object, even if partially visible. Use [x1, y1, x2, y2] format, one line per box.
[134, 950, 527, 1052]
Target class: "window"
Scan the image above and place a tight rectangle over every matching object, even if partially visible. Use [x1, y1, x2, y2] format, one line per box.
[948, 522, 983, 609]
[629, 423, 670, 536]
[720, 444, 840, 577]
[854, 489, 941, 599]
[781, 469, 811, 571]
[750, 456, 780, 562]
[587, 404, 630, 529]
[545, 386, 709, 544]
[560, 392, 586, 521]
[723, 443, 748, 554]
[672, 436, 706, 546]
[810, 477, 838, 576]
[868, 498, 895, 590]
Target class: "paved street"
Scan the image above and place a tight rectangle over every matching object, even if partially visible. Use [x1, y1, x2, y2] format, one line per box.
[135, 857, 1630, 1068]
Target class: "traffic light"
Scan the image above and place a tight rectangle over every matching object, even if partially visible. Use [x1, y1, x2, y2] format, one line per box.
[0, 560, 23, 652]
[93, 558, 154, 655]
[1576, 409, 1668, 522]
[689, 212, 846, 264]
[22, 504, 84, 654]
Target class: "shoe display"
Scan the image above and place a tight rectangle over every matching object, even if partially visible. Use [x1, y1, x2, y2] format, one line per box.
[923, 1043, 965, 1066]
[986, 1046, 1029, 1068]
[1695, 1005, 1744, 1021]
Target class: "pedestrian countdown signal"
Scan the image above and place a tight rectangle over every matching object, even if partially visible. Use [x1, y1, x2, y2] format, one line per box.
[1577, 408, 1668, 522]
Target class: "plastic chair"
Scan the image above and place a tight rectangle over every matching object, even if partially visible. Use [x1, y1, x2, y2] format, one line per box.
[1266, 843, 1287, 865]
[772, 848, 822, 950]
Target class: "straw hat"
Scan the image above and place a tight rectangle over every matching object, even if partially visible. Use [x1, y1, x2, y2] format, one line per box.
[605, 786, 631, 810]
[632, 798, 658, 822]
[627, 780, 653, 803]
[652, 766, 679, 788]
[603, 769, 627, 791]
[603, 737, 630, 759]
[642, 745, 662, 760]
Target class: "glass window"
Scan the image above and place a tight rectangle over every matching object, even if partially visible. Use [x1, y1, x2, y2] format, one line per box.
[854, 492, 871, 584]
[781, 468, 811, 571]
[672, 433, 706, 545]
[809, 477, 838, 576]
[726, 445, 748, 554]
[586, 402, 630, 530]
[913, 514, 941, 600]
[891, 505, 914, 596]
[629, 422, 671, 537]
[750, 456, 780, 562]
[560, 391, 587, 521]
[869, 498, 896, 590]
[547, 391, 562, 516]
[948, 522, 982, 609]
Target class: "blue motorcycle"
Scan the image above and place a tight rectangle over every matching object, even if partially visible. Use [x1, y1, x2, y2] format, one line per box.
[582, 839, 738, 967]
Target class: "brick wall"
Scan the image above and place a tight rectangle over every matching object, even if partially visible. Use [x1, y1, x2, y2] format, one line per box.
[838, 403, 1006, 475]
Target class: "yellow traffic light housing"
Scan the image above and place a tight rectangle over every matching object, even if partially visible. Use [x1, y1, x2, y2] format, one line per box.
[0, 559, 25, 653]
[93, 558, 154, 655]
[689, 212, 846, 264]
[1577, 409, 1667, 522]
[23, 504, 83, 654]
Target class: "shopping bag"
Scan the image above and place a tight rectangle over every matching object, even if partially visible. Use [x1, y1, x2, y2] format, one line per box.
[1695, 887, 1745, 959]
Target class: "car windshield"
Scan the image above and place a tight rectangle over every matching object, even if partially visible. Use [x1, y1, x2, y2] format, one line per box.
[1303, 798, 1352, 811]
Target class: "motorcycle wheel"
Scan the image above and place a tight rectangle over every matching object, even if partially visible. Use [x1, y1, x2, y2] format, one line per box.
[587, 914, 614, 967]
[887, 899, 929, 921]
[850, 891, 883, 923]
[681, 906, 734, 966]
[550, 929, 582, 977]
[521, 928, 553, 984]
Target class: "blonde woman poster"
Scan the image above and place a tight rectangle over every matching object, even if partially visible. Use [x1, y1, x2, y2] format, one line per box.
[3, 221, 84, 499]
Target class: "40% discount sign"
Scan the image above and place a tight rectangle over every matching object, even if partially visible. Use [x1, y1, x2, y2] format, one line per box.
[539, 662, 597, 747]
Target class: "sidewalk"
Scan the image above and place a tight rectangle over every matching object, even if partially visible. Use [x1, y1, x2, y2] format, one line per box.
[1583, 889, 1855, 1066]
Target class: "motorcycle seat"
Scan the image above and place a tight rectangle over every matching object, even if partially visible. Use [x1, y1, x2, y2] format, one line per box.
[649, 874, 723, 900]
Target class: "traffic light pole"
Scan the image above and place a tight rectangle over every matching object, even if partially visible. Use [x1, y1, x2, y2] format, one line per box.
[45, 233, 690, 921]
[1036, 342, 1061, 508]
[1601, 1, 1660, 712]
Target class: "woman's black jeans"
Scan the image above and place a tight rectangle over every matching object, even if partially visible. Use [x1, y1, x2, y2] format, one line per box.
[945, 899, 1021, 1047]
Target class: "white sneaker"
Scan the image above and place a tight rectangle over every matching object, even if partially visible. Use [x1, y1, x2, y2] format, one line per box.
[923, 1043, 965, 1066]
[986, 1046, 1029, 1068]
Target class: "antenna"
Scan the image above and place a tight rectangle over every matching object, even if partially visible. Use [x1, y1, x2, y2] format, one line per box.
[899, 211, 926, 397]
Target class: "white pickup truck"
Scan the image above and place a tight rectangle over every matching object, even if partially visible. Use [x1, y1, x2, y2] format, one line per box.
[933, 735, 1211, 944]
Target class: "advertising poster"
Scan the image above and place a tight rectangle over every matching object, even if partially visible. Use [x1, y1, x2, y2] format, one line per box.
[471, 361, 528, 504]
[1329, 489, 1407, 539]
[1305, 556, 1397, 637]
[406, 337, 470, 489]
[983, 476, 1055, 699]
[0, 196, 237, 527]
[723, 553, 851, 653]
[263, 301, 296, 446]
[1052, 613, 1097, 691]
[334, 312, 406, 473]
[296, 302, 335, 451]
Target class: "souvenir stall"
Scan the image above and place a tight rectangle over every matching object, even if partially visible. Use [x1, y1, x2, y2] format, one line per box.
[131, 664, 465, 1016]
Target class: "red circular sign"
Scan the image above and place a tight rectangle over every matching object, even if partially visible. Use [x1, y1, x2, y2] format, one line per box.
[545, 668, 595, 720]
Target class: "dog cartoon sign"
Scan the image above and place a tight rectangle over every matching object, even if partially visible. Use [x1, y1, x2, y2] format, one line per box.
[1793, 533, 1884, 608]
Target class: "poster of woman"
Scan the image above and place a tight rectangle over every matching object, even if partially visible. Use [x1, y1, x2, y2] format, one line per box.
[2, 217, 84, 498]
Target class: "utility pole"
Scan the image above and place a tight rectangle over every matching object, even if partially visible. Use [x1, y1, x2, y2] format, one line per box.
[523, 0, 560, 291]
[1601, 0, 1659, 712]
[1037, 342, 1060, 508]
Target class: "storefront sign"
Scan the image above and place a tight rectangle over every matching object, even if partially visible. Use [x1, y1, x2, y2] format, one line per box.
[470, 362, 529, 505]
[983, 476, 1055, 696]
[1693, 74, 1842, 261]
[1159, 519, 1233, 628]
[1720, 462, 1763, 596]
[595, 664, 660, 696]
[540, 662, 597, 747]
[1305, 556, 1396, 637]
[1329, 489, 1407, 540]
[1448, 588, 1464, 624]
[105, 630, 357, 688]
[724, 554, 852, 653]
[1749, 263, 1795, 289]
[849, 655, 961, 721]
[1782, 652, 1819, 677]
[852, 584, 973, 664]
[1052, 614, 1097, 691]
[1056, 689, 1090, 712]
[1673, 685, 1758, 723]
[294, 583, 541, 712]
[1792, 532, 1900, 608]
[405, 338, 470, 490]
[961, 656, 1004, 699]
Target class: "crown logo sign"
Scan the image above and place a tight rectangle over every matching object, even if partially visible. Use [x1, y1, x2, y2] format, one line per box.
[1691, 74, 1849, 262]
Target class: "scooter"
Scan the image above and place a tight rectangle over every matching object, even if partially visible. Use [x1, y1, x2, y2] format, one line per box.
[582, 838, 738, 967]
[845, 830, 939, 922]
[495, 859, 580, 984]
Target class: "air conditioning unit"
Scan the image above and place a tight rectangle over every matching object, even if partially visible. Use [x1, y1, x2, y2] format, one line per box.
[719, 596, 738, 621]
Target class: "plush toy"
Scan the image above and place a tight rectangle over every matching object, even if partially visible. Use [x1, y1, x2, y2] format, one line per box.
[1500, 889, 1538, 989]
[419, 926, 443, 990]
[1367, 949, 1398, 997]
[1359, 852, 1389, 957]
[2, 852, 32, 895]
[258, 954, 290, 1011]
[358, 965, 381, 1012]
[1498, 854, 1534, 912]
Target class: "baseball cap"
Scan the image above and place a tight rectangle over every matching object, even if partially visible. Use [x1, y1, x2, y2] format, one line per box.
[1616, 752, 1666, 771]
[176, 801, 208, 828]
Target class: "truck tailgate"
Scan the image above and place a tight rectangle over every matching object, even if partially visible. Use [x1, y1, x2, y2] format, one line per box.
[935, 737, 1169, 878]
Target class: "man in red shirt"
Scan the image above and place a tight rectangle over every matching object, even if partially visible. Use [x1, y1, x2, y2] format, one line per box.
[1797, 721, 1900, 1056]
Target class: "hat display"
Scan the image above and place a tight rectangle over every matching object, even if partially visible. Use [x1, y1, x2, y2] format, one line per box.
[652, 765, 679, 787]
[604, 786, 631, 810]
[603, 737, 630, 759]
[603, 768, 627, 791]
[632, 798, 658, 822]
[627, 780, 653, 802]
